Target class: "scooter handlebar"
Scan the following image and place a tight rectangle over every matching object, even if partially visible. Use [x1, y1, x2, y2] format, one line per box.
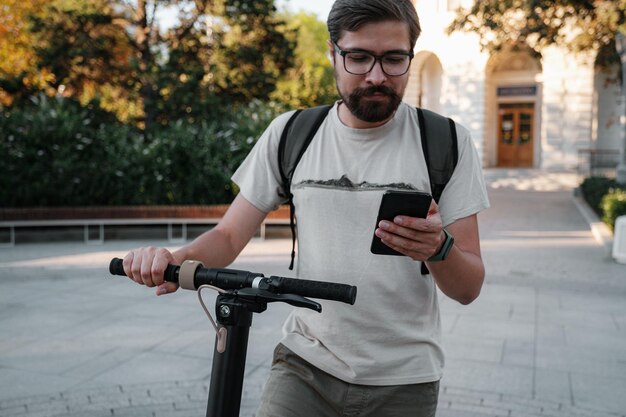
[109, 258, 356, 305]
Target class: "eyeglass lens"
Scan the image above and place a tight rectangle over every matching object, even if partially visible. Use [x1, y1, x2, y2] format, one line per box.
[344, 52, 411, 76]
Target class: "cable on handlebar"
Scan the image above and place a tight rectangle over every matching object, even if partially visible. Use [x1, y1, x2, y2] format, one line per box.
[197, 285, 228, 353]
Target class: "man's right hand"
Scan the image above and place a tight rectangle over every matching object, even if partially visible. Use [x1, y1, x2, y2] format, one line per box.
[119, 194, 269, 296]
[122, 246, 181, 295]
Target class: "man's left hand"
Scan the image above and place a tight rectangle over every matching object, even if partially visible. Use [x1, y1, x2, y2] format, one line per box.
[374, 200, 444, 261]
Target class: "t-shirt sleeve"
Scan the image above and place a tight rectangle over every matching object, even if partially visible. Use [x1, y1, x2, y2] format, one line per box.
[437, 122, 490, 226]
[231, 110, 297, 213]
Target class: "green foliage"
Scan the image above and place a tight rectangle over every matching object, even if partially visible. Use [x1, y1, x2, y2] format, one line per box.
[11, 0, 137, 108]
[211, 0, 296, 105]
[0, 1, 332, 208]
[0, 94, 139, 206]
[1, 0, 296, 128]
[580, 176, 624, 215]
[154, 31, 225, 126]
[601, 189, 626, 231]
[272, 12, 338, 108]
[28, 3, 125, 89]
[0, 95, 279, 207]
[135, 100, 279, 205]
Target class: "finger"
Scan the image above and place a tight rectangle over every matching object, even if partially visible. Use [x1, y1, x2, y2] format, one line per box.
[129, 250, 145, 285]
[378, 220, 423, 241]
[376, 228, 426, 256]
[427, 199, 439, 217]
[378, 221, 443, 258]
[377, 233, 425, 261]
[140, 247, 156, 287]
[156, 282, 179, 296]
[391, 215, 431, 232]
[122, 252, 134, 279]
[150, 247, 174, 287]
[393, 212, 442, 234]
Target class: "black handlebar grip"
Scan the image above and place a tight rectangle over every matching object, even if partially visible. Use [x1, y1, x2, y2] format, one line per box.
[268, 276, 356, 305]
[109, 258, 126, 276]
[109, 258, 179, 283]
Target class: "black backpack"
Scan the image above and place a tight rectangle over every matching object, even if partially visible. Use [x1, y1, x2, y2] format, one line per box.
[277, 104, 459, 273]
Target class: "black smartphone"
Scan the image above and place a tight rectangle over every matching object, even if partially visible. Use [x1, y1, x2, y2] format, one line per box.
[370, 190, 433, 256]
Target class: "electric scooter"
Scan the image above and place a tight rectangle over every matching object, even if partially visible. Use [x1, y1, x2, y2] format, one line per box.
[109, 258, 357, 417]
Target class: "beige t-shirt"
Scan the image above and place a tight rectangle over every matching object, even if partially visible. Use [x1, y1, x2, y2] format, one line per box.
[232, 101, 489, 385]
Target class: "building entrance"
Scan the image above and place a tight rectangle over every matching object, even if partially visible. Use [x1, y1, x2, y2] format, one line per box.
[497, 103, 535, 167]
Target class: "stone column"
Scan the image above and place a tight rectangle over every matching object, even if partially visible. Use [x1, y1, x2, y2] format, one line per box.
[615, 32, 626, 184]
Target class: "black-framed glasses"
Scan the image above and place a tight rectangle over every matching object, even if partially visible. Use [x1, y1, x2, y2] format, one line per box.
[333, 42, 414, 76]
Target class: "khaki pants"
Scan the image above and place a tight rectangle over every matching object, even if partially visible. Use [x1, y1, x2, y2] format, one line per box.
[256, 344, 439, 417]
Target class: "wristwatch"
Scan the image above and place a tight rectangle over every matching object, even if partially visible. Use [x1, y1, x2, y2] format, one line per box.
[428, 229, 454, 262]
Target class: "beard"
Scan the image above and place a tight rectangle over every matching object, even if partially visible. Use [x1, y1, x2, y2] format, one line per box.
[338, 84, 403, 123]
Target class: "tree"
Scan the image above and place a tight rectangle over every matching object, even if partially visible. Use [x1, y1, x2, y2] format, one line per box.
[154, 0, 296, 124]
[28, 1, 136, 112]
[210, 0, 296, 104]
[448, 0, 626, 182]
[111, 0, 216, 128]
[448, 0, 624, 68]
[271, 11, 337, 108]
[0, 0, 295, 129]
[0, 0, 52, 106]
[0, 0, 144, 121]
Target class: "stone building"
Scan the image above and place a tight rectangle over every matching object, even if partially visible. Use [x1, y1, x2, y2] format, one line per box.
[406, 0, 623, 170]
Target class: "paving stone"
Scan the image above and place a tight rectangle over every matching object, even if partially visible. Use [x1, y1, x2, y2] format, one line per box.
[533, 368, 572, 405]
[2, 178, 626, 417]
[501, 340, 534, 368]
[570, 373, 626, 415]
[442, 334, 504, 364]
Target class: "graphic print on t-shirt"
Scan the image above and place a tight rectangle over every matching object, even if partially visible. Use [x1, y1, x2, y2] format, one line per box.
[294, 174, 419, 192]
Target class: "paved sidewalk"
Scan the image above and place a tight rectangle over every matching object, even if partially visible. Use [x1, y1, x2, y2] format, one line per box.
[1, 169, 625, 417]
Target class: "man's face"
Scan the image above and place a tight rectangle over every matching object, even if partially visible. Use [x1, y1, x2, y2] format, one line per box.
[330, 20, 412, 128]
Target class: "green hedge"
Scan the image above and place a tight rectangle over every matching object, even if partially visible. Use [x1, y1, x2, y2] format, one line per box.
[580, 176, 624, 216]
[0, 95, 279, 207]
[580, 176, 626, 231]
[601, 189, 626, 231]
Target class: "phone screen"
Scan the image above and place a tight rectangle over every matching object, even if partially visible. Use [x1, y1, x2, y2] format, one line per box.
[370, 190, 432, 256]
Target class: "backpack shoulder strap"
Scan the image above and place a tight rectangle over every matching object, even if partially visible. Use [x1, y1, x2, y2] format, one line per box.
[416, 107, 458, 275]
[278, 104, 332, 269]
[278, 105, 332, 198]
[416, 107, 458, 203]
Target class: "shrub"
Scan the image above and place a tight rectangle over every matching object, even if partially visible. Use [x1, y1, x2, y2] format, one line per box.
[0, 94, 140, 206]
[0, 95, 280, 206]
[135, 99, 279, 205]
[601, 189, 626, 231]
[580, 176, 623, 216]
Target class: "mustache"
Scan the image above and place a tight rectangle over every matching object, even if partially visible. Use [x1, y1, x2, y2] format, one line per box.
[353, 85, 398, 97]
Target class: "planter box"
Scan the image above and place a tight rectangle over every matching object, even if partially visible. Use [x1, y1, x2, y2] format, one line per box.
[0, 205, 289, 220]
[0, 205, 290, 246]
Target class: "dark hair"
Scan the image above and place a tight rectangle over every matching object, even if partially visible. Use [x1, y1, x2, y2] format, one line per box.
[327, 0, 421, 49]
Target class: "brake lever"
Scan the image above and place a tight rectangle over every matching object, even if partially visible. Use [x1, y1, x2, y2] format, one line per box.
[234, 288, 322, 312]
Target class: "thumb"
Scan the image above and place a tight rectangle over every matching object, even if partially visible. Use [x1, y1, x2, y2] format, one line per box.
[156, 281, 179, 296]
[427, 199, 439, 217]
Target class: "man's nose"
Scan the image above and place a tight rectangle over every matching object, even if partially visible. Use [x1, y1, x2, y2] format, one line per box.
[365, 59, 387, 84]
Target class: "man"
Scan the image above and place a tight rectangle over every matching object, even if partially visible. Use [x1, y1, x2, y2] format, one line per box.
[122, 0, 489, 415]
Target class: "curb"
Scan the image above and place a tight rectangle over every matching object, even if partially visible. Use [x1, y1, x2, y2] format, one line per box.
[572, 190, 614, 252]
